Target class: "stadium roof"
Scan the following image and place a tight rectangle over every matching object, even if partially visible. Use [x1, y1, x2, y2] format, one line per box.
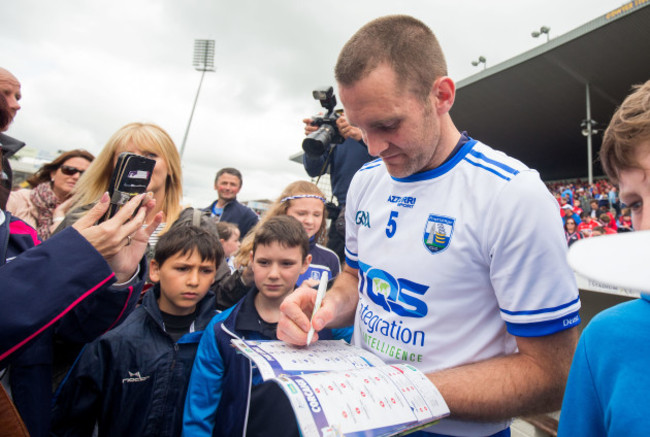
[291, 2, 650, 182]
[451, 1, 650, 182]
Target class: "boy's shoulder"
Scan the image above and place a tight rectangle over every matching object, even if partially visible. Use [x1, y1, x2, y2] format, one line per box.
[205, 304, 239, 336]
[97, 305, 150, 343]
[206, 287, 259, 339]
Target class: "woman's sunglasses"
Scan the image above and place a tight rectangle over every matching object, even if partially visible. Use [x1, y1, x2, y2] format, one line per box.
[60, 165, 85, 176]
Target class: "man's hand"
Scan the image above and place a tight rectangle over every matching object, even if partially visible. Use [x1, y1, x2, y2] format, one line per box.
[303, 113, 363, 142]
[302, 117, 319, 136]
[73, 192, 163, 283]
[336, 114, 363, 141]
[278, 284, 324, 345]
[279, 266, 359, 345]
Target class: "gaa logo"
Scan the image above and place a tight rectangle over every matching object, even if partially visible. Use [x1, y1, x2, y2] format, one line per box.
[356, 210, 371, 228]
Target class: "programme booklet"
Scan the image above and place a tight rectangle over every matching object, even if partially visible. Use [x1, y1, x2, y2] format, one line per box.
[232, 339, 450, 437]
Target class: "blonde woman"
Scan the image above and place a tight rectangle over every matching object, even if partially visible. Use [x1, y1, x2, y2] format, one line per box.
[58, 122, 182, 249]
[235, 180, 340, 286]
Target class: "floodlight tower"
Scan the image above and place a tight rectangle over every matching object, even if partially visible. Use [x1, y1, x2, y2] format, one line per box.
[180, 39, 215, 159]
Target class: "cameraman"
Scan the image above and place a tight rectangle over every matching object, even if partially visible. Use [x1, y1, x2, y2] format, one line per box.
[302, 113, 373, 261]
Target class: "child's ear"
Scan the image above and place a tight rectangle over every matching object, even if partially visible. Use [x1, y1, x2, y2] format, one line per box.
[248, 250, 254, 266]
[149, 259, 160, 282]
[300, 254, 312, 274]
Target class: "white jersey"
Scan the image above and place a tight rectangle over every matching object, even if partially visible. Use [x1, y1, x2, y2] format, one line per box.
[345, 139, 580, 436]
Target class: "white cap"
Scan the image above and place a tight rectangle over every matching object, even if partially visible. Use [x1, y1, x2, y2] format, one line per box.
[567, 231, 650, 292]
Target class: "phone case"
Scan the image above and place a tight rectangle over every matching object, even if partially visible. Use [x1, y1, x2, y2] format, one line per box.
[102, 152, 156, 222]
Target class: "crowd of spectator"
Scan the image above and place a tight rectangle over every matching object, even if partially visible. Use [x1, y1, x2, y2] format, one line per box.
[547, 178, 635, 246]
[0, 65, 349, 436]
[1, 45, 647, 435]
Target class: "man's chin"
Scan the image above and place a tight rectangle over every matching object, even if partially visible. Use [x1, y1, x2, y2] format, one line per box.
[384, 163, 413, 179]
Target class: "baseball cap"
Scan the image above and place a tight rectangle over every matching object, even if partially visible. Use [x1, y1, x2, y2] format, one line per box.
[561, 204, 574, 209]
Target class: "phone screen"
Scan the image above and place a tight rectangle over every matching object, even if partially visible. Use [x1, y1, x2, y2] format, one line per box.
[100, 152, 156, 222]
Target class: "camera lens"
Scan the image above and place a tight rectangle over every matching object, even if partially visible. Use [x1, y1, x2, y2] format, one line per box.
[302, 124, 335, 157]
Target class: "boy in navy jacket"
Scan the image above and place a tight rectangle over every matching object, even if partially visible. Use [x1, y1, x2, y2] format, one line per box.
[51, 225, 224, 437]
[183, 216, 351, 437]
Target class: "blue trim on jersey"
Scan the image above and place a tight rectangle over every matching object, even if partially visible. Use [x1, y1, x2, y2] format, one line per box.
[463, 158, 512, 181]
[390, 140, 478, 183]
[345, 256, 359, 269]
[467, 149, 520, 176]
[505, 311, 580, 337]
[359, 158, 383, 172]
[500, 296, 580, 316]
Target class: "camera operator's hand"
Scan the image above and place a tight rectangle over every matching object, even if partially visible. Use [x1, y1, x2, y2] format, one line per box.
[336, 114, 363, 142]
[72, 192, 163, 283]
[302, 117, 320, 136]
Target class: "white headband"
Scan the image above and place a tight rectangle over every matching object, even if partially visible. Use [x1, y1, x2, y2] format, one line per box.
[281, 194, 326, 203]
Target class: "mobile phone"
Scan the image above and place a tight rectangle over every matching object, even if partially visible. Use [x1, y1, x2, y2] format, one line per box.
[100, 152, 156, 222]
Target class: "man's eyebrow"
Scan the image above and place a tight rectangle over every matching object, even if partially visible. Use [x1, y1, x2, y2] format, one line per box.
[368, 117, 401, 128]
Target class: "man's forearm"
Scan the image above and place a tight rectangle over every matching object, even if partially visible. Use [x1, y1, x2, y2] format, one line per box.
[428, 327, 579, 421]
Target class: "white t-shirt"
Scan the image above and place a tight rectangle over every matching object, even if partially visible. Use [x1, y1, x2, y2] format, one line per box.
[345, 139, 580, 436]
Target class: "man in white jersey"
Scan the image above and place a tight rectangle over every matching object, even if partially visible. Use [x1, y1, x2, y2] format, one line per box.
[278, 15, 580, 436]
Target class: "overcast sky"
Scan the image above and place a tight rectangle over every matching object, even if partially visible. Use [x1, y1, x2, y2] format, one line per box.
[1, 0, 625, 206]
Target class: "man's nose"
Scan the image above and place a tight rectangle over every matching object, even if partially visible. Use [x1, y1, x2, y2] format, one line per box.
[9, 96, 20, 112]
[363, 131, 388, 157]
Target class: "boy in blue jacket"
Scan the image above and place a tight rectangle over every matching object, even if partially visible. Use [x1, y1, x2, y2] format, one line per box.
[51, 224, 223, 437]
[183, 215, 351, 437]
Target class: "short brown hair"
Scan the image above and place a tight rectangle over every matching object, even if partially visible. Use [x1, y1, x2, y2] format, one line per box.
[252, 215, 309, 261]
[154, 225, 223, 268]
[335, 15, 447, 101]
[215, 167, 242, 186]
[216, 221, 239, 240]
[600, 80, 650, 184]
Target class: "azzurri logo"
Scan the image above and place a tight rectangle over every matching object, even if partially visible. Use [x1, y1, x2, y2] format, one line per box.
[387, 195, 416, 208]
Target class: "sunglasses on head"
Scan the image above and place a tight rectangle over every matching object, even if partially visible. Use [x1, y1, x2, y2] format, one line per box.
[60, 165, 85, 176]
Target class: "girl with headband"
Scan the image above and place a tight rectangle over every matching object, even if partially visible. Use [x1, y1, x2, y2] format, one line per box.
[235, 180, 340, 286]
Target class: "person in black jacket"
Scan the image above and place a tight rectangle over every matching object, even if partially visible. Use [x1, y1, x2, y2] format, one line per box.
[51, 224, 224, 437]
[204, 167, 258, 239]
[1, 190, 160, 435]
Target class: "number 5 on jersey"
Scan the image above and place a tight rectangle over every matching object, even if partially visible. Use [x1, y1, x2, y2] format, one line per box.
[386, 211, 398, 238]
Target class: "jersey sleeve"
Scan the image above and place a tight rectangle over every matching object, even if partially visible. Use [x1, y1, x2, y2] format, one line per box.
[485, 170, 581, 337]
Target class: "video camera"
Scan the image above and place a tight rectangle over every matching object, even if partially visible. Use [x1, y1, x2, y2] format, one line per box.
[302, 87, 345, 157]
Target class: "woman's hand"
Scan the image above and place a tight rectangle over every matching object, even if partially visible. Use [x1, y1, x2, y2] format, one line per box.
[72, 192, 163, 282]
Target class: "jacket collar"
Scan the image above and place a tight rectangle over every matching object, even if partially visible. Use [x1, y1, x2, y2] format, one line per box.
[142, 283, 217, 333]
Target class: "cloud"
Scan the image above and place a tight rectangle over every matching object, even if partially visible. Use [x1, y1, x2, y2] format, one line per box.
[2, 0, 622, 207]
